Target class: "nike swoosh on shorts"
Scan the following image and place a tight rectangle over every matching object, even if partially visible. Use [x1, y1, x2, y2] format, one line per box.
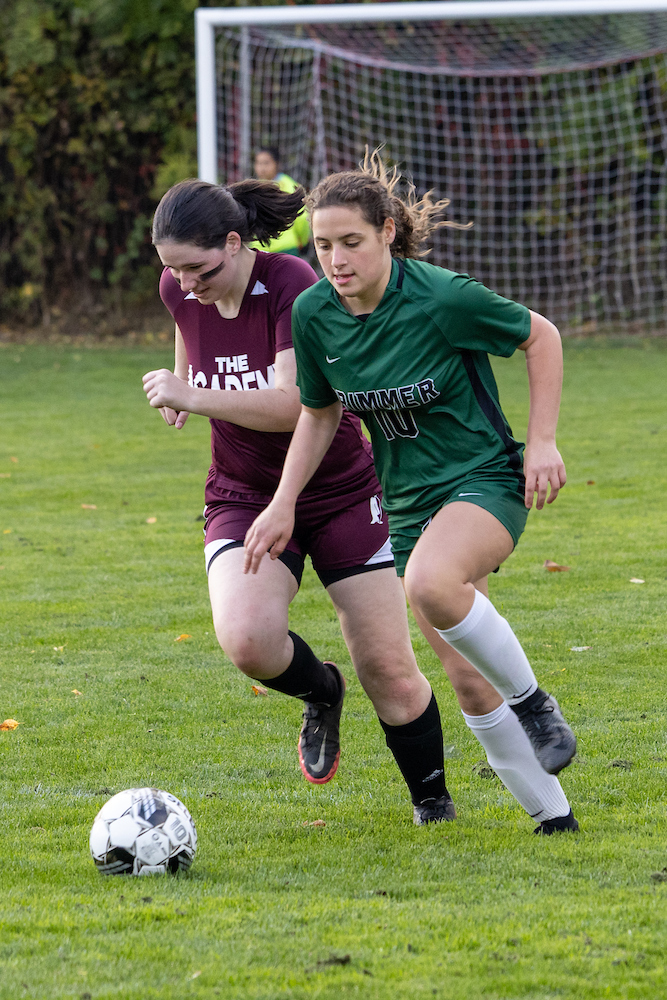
[326, 355, 341, 364]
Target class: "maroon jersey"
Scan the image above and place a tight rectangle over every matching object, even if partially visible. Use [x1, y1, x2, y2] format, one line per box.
[159, 251, 378, 507]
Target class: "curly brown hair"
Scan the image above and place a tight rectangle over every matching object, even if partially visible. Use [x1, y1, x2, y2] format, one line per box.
[306, 148, 471, 258]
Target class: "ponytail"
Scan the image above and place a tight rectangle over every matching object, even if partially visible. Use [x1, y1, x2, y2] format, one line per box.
[307, 148, 471, 258]
[152, 178, 306, 249]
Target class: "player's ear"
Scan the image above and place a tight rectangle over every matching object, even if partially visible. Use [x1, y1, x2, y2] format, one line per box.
[225, 231, 242, 254]
[383, 217, 396, 245]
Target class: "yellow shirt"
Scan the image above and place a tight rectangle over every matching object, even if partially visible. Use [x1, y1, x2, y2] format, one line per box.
[252, 173, 310, 253]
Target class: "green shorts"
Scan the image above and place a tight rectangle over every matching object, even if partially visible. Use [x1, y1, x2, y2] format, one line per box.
[389, 477, 529, 577]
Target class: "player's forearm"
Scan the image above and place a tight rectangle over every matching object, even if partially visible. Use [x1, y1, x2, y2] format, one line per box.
[273, 403, 343, 504]
[181, 384, 302, 432]
[174, 327, 188, 381]
[522, 313, 563, 444]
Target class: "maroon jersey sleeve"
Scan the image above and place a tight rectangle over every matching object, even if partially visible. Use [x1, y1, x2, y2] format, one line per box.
[268, 254, 320, 353]
[159, 266, 184, 319]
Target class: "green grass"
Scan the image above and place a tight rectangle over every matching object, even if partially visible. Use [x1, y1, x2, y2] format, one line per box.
[1, 339, 666, 999]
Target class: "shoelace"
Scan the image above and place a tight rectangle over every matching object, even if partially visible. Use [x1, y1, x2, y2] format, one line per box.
[520, 703, 558, 748]
[301, 704, 325, 746]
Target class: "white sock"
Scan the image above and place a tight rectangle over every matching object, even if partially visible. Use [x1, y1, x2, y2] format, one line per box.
[463, 702, 571, 822]
[434, 590, 537, 705]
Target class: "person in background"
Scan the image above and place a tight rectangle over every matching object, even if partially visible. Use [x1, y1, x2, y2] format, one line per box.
[253, 147, 310, 256]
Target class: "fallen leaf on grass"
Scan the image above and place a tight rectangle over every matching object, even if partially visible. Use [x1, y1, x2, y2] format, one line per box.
[72, 689, 83, 696]
[81, 504, 97, 510]
[0, 719, 20, 731]
[53, 645, 66, 652]
[544, 560, 570, 572]
[317, 954, 350, 967]
[146, 516, 157, 524]
[174, 634, 191, 642]
[586, 480, 595, 485]
[251, 684, 268, 696]
[10, 457, 18, 463]
[570, 646, 592, 652]
[0, 473, 10, 478]
[190, 971, 202, 980]
[630, 578, 645, 584]
[3, 529, 12, 534]
[302, 819, 326, 827]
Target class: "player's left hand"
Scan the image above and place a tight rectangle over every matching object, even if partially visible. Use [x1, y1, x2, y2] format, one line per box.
[142, 369, 192, 415]
[243, 498, 296, 575]
[523, 440, 566, 509]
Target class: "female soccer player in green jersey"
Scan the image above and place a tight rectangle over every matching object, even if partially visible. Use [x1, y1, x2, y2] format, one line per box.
[244, 151, 578, 818]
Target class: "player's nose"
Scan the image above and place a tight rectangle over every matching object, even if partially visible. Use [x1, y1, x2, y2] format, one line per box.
[179, 271, 198, 291]
[331, 244, 347, 268]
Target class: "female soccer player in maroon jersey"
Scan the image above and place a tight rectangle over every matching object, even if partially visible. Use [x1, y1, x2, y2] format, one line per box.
[143, 176, 575, 831]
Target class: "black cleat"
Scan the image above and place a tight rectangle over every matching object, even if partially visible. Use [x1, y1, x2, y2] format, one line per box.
[534, 809, 579, 835]
[513, 690, 577, 775]
[298, 663, 345, 784]
[413, 791, 457, 826]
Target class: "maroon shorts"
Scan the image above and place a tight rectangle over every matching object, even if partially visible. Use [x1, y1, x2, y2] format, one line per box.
[203, 488, 394, 588]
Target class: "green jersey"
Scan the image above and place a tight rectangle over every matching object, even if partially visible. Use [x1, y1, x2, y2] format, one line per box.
[292, 257, 531, 528]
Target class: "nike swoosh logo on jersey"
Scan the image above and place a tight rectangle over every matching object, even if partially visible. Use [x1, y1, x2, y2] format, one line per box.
[458, 492, 483, 496]
[311, 735, 328, 774]
[326, 355, 341, 364]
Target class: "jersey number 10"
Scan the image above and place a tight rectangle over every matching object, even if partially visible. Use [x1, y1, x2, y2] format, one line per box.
[375, 409, 420, 442]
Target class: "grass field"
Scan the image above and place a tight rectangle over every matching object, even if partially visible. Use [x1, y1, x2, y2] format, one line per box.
[1, 339, 666, 999]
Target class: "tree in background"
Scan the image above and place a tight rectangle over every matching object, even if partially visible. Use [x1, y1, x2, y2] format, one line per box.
[0, 0, 201, 326]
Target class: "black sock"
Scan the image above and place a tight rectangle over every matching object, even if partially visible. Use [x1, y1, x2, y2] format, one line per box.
[379, 692, 447, 806]
[254, 631, 342, 706]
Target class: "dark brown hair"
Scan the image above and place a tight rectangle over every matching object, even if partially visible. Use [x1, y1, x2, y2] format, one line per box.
[307, 148, 471, 258]
[152, 178, 305, 249]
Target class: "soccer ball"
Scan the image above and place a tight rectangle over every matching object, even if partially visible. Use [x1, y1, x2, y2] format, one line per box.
[89, 787, 197, 876]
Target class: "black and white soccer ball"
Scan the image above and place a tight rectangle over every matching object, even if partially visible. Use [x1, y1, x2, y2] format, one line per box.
[90, 787, 197, 876]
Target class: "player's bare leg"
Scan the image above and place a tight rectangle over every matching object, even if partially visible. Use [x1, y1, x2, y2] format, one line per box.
[327, 567, 430, 725]
[208, 547, 344, 783]
[409, 583, 576, 833]
[327, 568, 455, 824]
[404, 502, 576, 776]
[208, 546, 297, 679]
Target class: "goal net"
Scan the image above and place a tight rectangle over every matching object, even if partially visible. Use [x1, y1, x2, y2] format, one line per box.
[207, 4, 667, 331]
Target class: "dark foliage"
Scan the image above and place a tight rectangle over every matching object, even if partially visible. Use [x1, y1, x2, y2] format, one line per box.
[0, 0, 203, 324]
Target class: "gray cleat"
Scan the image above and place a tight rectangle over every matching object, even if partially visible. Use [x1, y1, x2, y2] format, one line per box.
[514, 691, 577, 775]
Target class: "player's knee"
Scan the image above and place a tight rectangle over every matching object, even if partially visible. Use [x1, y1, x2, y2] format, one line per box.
[404, 563, 462, 627]
[356, 659, 423, 706]
[215, 628, 275, 677]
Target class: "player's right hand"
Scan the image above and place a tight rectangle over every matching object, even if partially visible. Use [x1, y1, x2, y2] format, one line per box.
[243, 499, 295, 575]
[160, 407, 190, 429]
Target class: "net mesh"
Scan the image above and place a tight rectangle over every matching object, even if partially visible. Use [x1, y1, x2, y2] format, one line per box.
[215, 11, 667, 330]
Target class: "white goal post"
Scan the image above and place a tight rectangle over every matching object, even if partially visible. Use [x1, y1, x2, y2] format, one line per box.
[195, 0, 667, 330]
